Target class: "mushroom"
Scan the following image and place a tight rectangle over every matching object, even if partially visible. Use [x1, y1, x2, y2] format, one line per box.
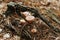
[31, 28, 37, 33]
[25, 16, 35, 23]
[20, 19, 26, 24]
[21, 11, 31, 17]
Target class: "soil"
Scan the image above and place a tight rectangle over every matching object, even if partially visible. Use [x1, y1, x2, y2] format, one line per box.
[0, 0, 60, 40]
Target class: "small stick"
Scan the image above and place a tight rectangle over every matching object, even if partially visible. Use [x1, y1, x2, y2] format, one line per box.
[46, 9, 60, 24]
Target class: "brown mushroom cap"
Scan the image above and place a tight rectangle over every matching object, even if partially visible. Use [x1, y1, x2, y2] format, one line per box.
[25, 16, 35, 22]
[20, 19, 26, 24]
[21, 11, 31, 17]
[31, 28, 37, 33]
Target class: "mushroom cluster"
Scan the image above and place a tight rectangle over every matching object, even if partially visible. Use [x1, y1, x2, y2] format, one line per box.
[21, 11, 35, 23]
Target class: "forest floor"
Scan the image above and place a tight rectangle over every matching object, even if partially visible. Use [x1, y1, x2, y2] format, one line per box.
[0, 0, 60, 40]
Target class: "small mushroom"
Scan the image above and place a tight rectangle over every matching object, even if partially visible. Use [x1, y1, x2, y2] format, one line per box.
[31, 28, 37, 33]
[20, 19, 26, 24]
[21, 11, 31, 17]
[25, 16, 35, 23]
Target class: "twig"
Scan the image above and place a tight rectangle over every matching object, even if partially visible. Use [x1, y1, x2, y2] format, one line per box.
[46, 9, 60, 24]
